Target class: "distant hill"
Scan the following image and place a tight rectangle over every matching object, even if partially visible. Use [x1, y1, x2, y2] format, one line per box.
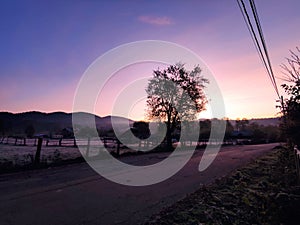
[248, 118, 281, 126]
[0, 111, 133, 135]
[228, 117, 281, 127]
[0, 111, 280, 136]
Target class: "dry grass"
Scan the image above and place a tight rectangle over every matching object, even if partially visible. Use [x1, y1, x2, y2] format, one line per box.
[144, 146, 300, 225]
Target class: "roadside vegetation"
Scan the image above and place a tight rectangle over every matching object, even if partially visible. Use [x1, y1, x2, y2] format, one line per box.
[144, 145, 299, 225]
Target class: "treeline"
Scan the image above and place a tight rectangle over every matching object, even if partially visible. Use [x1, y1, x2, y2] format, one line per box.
[0, 116, 283, 145]
[198, 118, 282, 144]
[95, 119, 282, 145]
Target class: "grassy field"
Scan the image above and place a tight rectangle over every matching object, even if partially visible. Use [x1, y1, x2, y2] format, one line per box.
[144, 146, 300, 225]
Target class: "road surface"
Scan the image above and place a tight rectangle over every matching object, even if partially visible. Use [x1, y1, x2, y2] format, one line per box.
[0, 143, 278, 225]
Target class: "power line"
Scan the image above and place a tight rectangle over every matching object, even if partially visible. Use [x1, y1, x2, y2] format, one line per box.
[236, 0, 280, 99]
[249, 0, 280, 97]
[237, 0, 267, 75]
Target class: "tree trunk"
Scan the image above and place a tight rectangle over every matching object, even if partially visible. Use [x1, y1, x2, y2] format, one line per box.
[166, 118, 172, 150]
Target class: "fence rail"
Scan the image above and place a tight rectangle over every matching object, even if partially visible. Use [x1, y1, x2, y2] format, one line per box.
[0, 136, 231, 148]
[0, 135, 257, 169]
[0, 136, 80, 147]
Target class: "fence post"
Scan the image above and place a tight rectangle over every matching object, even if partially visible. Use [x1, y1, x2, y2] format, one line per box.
[86, 137, 90, 157]
[73, 138, 77, 147]
[34, 137, 43, 165]
[138, 139, 141, 151]
[116, 139, 120, 156]
[104, 137, 107, 148]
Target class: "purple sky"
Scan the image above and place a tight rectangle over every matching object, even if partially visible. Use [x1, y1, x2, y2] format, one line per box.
[1, 0, 299, 120]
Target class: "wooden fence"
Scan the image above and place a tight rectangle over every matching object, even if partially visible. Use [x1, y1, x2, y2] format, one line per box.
[0, 136, 230, 148]
[0, 136, 79, 147]
[0, 136, 235, 165]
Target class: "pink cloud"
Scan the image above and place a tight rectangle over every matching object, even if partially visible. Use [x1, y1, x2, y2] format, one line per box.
[138, 15, 173, 25]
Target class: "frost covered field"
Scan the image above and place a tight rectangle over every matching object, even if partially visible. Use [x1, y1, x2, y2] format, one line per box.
[0, 138, 121, 168]
[0, 144, 82, 167]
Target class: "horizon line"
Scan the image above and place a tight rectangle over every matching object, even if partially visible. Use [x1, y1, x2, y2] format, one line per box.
[0, 110, 281, 121]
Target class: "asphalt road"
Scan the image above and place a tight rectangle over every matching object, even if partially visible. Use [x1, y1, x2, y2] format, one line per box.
[0, 143, 278, 225]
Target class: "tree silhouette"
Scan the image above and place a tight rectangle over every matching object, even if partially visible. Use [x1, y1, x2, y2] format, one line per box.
[146, 63, 208, 149]
[132, 121, 150, 139]
[25, 124, 35, 138]
[235, 118, 249, 131]
[199, 119, 211, 140]
[225, 119, 234, 139]
[280, 48, 300, 146]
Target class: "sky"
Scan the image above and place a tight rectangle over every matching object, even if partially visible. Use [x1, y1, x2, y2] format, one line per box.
[1, 0, 300, 120]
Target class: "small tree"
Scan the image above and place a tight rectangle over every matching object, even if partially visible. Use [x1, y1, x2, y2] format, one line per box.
[25, 124, 35, 138]
[132, 121, 150, 139]
[280, 48, 300, 146]
[146, 63, 208, 149]
[199, 119, 211, 140]
[235, 118, 249, 131]
[225, 119, 234, 139]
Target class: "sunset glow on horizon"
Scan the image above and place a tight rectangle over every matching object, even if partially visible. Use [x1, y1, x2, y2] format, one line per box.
[1, 0, 299, 121]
